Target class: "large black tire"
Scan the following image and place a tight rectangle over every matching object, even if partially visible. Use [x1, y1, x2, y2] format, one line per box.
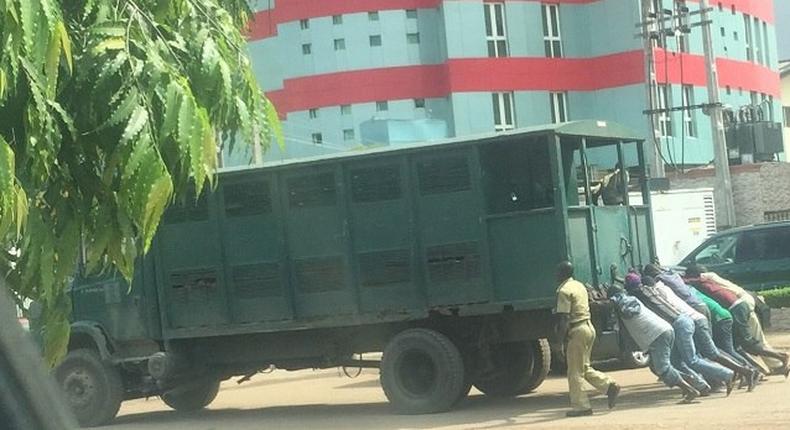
[380, 328, 466, 414]
[518, 339, 551, 394]
[473, 339, 550, 397]
[54, 348, 124, 427]
[161, 379, 221, 412]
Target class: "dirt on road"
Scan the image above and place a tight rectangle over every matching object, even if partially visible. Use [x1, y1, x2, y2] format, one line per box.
[104, 330, 790, 430]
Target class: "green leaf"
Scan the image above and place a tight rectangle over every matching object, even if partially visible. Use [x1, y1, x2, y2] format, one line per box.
[142, 174, 173, 251]
[121, 105, 148, 145]
[265, 100, 284, 149]
[14, 185, 28, 238]
[57, 21, 73, 74]
[103, 87, 139, 130]
[92, 36, 125, 55]
[89, 23, 125, 37]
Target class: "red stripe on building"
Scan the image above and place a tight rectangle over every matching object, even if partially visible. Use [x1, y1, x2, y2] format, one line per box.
[446, 51, 645, 92]
[654, 49, 780, 96]
[266, 50, 779, 118]
[248, 0, 774, 41]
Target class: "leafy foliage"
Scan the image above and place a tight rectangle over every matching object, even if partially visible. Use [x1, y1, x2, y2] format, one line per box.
[0, 0, 279, 364]
[760, 287, 790, 309]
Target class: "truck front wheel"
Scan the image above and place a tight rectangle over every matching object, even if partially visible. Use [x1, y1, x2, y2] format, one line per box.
[473, 339, 551, 397]
[380, 328, 466, 414]
[161, 379, 220, 412]
[55, 348, 124, 427]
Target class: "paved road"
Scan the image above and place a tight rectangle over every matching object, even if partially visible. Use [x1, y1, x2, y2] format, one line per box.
[104, 331, 790, 430]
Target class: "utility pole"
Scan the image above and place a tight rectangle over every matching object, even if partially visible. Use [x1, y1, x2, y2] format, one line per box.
[698, 0, 736, 228]
[637, 0, 736, 228]
[639, 0, 665, 179]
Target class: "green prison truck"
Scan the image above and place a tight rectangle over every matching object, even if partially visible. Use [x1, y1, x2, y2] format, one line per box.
[51, 121, 656, 426]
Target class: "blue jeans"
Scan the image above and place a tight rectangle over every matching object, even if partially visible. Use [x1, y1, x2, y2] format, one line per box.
[712, 318, 752, 368]
[649, 330, 682, 387]
[692, 317, 720, 359]
[673, 314, 733, 386]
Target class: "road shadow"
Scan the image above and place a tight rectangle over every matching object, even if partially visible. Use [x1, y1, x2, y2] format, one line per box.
[108, 381, 716, 430]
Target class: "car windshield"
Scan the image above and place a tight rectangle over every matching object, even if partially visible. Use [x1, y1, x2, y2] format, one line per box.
[691, 234, 738, 265]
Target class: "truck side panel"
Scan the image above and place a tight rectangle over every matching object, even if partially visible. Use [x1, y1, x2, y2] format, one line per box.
[218, 174, 292, 323]
[344, 156, 423, 314]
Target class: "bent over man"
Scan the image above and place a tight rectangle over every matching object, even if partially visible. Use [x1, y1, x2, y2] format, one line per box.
[609, 282, 699, 402]
[555, 261, 620, 417]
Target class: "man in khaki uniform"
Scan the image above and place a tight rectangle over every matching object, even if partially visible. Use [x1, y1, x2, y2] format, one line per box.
[555, 261, 620, 417]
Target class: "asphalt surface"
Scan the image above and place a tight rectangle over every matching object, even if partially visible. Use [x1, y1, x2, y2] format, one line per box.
[103, 323, 790, 430]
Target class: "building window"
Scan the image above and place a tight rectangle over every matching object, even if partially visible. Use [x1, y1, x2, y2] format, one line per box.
[376, 101, 389, 112]
[301, 43, 311, 55]
[542, 4, 563, 58]
[753, 17, 763, 65]
[406, 9, 418, 19]
[657, 84, 673, 137]
[549, 92, 568, 124]
[414, 98, 426, 109]
[407, 33, 420, 44]
[744, 15, 753, 62]
[484, 3, 508, 58]
[300, 19, 309, 30]
[733, 31, 739, 41]
[682, 85, 696, 137]
[726, 86, 732, 95]
[343, 129, 355, 141]
[720, 27, 725, 37]
[763, 21, 770, 65]
[312, 133, 323, 144]
[309, 108, 318, 119]
[334, 38, 346, 51]
[492, 92, 515, 132]
[332, 15, 343, 25]
[370, 35, 382, 47]
[368, 11, 379, 21]
[784, 107, 790, 128]
[341, 104, 352, 115]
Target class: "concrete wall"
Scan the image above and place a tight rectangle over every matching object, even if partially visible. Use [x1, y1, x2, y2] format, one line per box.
[669, 163, 790, 227]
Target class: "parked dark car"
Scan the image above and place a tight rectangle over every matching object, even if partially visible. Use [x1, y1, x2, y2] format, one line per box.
[678, 222, 790, 292]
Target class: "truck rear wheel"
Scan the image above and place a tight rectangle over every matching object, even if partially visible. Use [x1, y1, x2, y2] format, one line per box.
[55, 348, 124, 427]
[162, 379, 220, 412]
[473, 339, 551, 397]
[380, 328, 466, 414]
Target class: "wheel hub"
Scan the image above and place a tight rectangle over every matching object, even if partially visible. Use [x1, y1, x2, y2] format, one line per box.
[398, 349, 437, 396]
[63, 368, 96, 408]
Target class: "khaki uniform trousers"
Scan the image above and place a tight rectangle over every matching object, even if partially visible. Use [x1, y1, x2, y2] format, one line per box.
[566, 320, 614, 411]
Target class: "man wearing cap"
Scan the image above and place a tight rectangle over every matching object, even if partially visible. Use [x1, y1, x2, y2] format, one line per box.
[555, 261, 620, 417]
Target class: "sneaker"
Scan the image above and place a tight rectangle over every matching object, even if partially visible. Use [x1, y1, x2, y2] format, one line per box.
[566, 409, 593, 417]
[607, 383, 621, 409]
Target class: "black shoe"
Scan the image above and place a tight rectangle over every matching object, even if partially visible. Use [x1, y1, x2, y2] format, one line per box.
[607, 383, 621, 409]
[747, 370, 758, 392]
[725, 375, 735, 397]
[680, 387, 699, 404]
[566, 409, 593, 417]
